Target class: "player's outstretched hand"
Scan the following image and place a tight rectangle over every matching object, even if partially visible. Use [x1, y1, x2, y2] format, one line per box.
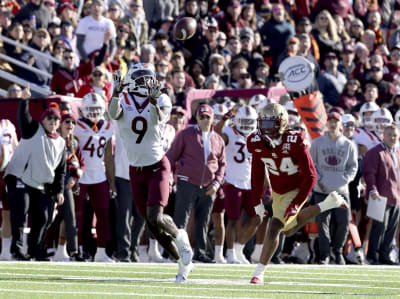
[148, 78, 162, 104]
[284, 203, 299, 221]
[113, 71, 127, 94]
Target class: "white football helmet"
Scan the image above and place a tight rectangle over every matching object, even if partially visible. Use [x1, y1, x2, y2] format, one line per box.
[371, 107, 393, 136]
[212, 103, 228, 124]
[81, 93, 106, 123]
[223, 99, 235, 111]
[234, 105, 258, 136]
[284, 101, 300, 127]
[359, 102, 379, 129]
[249, 94, 268, 109]
[124, 63, 156, 96]
[395, 109, 400, 128]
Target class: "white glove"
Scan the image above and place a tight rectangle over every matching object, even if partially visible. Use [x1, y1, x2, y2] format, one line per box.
[254, 203, 266, 218]
[113, 71, 126, 93]
[148, 78, 162, 102]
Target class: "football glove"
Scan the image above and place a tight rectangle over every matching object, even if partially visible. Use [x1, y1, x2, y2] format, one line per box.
[148, 78, 162, 103]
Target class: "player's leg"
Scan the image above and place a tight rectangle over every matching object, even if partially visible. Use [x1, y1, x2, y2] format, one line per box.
[89, 182, 114, 262]
[0, 185, 12, 260]
[223, 182, 242, 264]
[235, 189, 262, 263]
[211, 187, 226, 263]
[251, 217, 268, 263]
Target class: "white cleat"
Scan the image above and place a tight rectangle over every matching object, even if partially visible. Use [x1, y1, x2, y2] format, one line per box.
[319, 191, 348, 212]
[237, 251, 250, 264]
[0, 251, 12, 261]
[94, 252, 115, 263]
[53, 252, 70, 262]
[148, 250, 167, 263]
[226, 256, 241, 264]
[175, 229, 193, 265]
[175, 261, 194, 284]
[215, 256, 227, 264]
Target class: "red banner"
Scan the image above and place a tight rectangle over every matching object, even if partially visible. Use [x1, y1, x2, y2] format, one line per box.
[293, 91, 327, 140]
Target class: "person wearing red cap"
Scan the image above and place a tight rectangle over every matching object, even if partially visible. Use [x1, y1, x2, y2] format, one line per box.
[167, 104, 226, 265]
[310, 111, 358, 265]
[4, 86, 66, 261]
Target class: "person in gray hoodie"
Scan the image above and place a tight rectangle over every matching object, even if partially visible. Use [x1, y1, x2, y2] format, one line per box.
[310, 111, 358, 265]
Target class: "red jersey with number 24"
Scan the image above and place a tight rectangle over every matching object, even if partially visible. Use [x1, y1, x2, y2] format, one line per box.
[247, 130, 317, 207]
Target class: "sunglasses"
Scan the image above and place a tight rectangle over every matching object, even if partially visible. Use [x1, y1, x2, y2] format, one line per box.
[199, 115, 211, 120]
[130, 4, 140, 8]
[119, 29, 128, 33]
[46, 116, 60, 121]
[64, 119, 76, 125]
[9, 88, 22, 93]
[63, 56, 74, 60]
[343, 123, 355, 128]
[92, 73, 103, 77]
[109, 7, 118, 11]
[240, 74, 250, 79]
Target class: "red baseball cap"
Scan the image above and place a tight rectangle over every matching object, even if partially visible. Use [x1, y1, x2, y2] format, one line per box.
[327, 111, 341, 121]
[197, 104, 213, 117]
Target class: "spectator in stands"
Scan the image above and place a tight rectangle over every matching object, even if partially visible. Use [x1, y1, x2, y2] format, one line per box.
[171, 51, 195, 89]
[4, 22, 24, 72]
[254, 62, 269, 85]
[171, 69, 186, 108]
[14, 0, 51, 29]
[366, 65, 395, 106]
[76, 66, 112, 100]
[364, 124, 400, 265]
[58, 2, 77, 28]
[310, 111, 358, 264]
[259, 1, 295, 72]
[312, 0, 354, 20]
[296, 17, 320, 62]
[218, 0, 245, 38]
[229, 57, 248, 89]
[168, 106, 186, 133]
[44, 1, 59, 25]
[366, 10, 384, 48]
[6, 91, 66, 261]
[167, 104, 226, 263]
[7, 84, 22, 98]
[47, 22, 61, 40]
[59, 21, 77, 54]
[276, 36, 300, 68]
[107, 3, 123, 27]
[18, 28, 52, 87]
[226, 35, 241, 57]
[208, 53, 228, 88]
[349, 18, 364, 43]
[311, 10, 342, 62]
[333, 14, 351, 44]
[139, 43, 156, 64]
[143, 0, 178, 30]
[121, 0, 148, 52]
[188, 59, 206, 88]
[318, 52, 347, 106]
[338, 79, 362, 112]
[384, 44, 400, 82]
[338, 44, 356, 79]
[75, 0, 116, 64]
[50, 38, 108, 96]
[241, 3, 257, 30]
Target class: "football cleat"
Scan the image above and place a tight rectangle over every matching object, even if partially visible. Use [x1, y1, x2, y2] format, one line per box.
[175, 261, 194, 284]
[94, 251, 115, 263]
[319, 191, 348, 212]
[236, 251, 250, 264]
[215, 255, 227, 264]
[175, 229, 193, 265]
[0, 251, 12, 261]
[250, 275, 264, 284]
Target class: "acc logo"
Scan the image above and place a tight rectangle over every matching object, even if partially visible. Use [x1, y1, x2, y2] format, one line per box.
[251, 135, 261, 142]
[284, 64, 311, 83]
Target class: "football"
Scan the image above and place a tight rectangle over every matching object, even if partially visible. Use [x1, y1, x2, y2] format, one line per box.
[173, 17, 197, 40]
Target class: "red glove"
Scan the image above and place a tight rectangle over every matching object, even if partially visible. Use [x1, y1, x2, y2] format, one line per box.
[284, 203, 299, 221]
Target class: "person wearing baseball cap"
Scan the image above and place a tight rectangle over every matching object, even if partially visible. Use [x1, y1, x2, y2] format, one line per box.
[310, 108, 358, 265]
[167, 102, 226, 264]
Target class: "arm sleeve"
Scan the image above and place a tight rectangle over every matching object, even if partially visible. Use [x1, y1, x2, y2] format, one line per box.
[76, 34, 88, 61]
[363, 149, 379, 193]
[108, 37, 116, 61]
[291, 143, 317, 206]
[18, 100, 38, 139]
[94, 43, 108, 66]
[108, 96, 123, 120]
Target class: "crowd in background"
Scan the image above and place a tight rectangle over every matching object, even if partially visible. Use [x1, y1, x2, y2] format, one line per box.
[0, 0, 399, 265]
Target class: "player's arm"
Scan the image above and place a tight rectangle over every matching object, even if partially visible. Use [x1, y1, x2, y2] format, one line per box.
[109, 71, 126, 120]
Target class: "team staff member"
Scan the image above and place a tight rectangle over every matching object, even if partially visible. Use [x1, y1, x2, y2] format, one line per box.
[5, 88, 66, 261]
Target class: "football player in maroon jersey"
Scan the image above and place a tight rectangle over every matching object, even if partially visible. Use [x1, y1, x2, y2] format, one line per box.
[247, 103, 348, 284]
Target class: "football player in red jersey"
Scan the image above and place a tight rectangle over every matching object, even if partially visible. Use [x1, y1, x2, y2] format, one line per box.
[248, 103, 348, 284]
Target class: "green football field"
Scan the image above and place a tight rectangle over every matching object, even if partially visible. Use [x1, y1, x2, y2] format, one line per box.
[0, 262, 398, 298]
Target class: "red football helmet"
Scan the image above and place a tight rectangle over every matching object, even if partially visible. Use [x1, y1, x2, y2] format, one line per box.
[257, 103, 288, 144]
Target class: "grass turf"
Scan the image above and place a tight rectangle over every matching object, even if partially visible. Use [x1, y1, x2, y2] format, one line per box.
[0, 262, 398, 298]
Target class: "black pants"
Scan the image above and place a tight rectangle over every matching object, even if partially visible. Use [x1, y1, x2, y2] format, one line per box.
[60, 187, 78, 253]
[26, 185, 56, 259]
[6, 175, 28, 255]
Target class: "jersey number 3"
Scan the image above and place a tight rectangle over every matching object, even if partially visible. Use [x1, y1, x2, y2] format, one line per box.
[131, 116, 148, 144]
[261, 157, 298, 176]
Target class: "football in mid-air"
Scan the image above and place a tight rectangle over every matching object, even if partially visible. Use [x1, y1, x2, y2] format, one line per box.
[173, 17, 197, 40]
